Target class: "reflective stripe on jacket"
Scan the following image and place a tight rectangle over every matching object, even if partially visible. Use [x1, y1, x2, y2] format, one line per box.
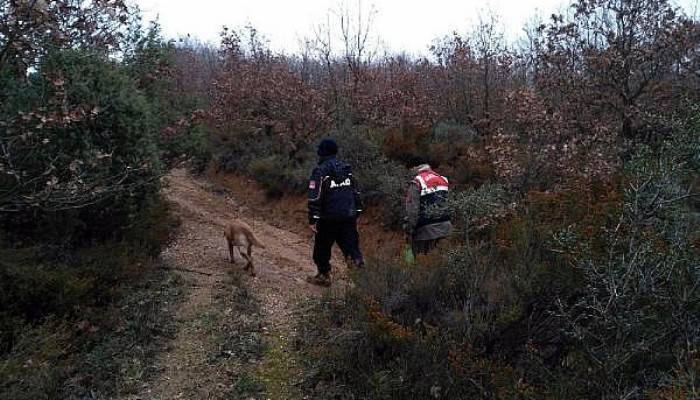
[414, 170, 450, 228]
[308, 156, 363, 224]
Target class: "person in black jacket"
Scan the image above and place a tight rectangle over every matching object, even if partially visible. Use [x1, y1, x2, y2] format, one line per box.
[306, 138, 364, 286]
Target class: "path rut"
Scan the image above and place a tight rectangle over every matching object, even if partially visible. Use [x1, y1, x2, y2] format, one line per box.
[131, 168, 345, 399]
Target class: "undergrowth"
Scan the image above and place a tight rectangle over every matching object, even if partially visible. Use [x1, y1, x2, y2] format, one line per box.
[0, 264, 186, 399]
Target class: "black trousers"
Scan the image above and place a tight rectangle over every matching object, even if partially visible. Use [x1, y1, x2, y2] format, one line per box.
[411, 238, 441, 255]
[313, 219, 363, 275]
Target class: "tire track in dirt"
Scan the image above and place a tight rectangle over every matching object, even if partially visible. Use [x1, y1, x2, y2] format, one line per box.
[131, 168, 344, 399]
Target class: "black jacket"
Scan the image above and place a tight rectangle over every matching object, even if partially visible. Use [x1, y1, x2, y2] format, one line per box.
[308, 156, 363, 224]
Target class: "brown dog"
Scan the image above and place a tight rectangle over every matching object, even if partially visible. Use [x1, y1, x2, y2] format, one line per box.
[224, 220, 265, 276]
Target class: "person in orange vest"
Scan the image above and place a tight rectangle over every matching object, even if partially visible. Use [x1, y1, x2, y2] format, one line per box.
[405, 157, 452, 255]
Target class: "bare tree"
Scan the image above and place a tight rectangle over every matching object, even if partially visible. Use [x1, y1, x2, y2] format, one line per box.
[472, 9, 506, 119]
[309, 0, 379, 124]
[539, 0, 698, 144]
[517, 12, 546, 86]
[338, 0, 378, 85]
[313, 12, 341, 117]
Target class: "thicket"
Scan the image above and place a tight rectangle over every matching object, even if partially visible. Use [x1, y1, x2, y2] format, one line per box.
[204, 0, 698, 218]
[297, 124, 699, 399]
[182, 0, 700, 397]
[0, 1, 207, 397]
[1, 0, 698, 397]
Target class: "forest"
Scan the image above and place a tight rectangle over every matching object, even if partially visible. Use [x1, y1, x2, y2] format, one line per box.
[1, 0, 699, 398]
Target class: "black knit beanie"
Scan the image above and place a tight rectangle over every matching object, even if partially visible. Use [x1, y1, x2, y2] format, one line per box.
[317, 138, 338, 157]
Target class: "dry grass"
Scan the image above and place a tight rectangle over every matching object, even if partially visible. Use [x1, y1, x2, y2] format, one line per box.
[0, 264, 186, 400]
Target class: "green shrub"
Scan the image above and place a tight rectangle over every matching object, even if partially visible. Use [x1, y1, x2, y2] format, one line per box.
[213, 123, 408, 227]
[0, 266, 185, 400]
[0, 12, 190, 400]
[212, 127, 315, 195]
[0, 319, 71, 400]
[298, 127, 700, 399]
[0, 196, 175, 324]
[0, 197, 177, 399]
[550, 132, 700, 398]
[167, 123, 213, 173]
[0, 48, 176, 341]
[297, 256, 562, 399]
[0, 49, 163, 246]
[249, 155, 310, 198]
[334, 125, 408, 227]
[123, 21, 213, 171]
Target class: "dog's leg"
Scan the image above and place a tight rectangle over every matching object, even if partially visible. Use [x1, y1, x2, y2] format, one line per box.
[239, 246, 254, 276]
[228, 241, 234, 263]
[247, 244, 255, 276]
[241, 252, 252, 274]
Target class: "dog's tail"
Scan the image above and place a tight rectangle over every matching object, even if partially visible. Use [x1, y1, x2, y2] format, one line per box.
[248, 231, 266, 249]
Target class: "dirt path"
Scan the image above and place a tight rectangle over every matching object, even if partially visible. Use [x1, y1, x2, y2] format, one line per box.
[131, 168, 345, 399]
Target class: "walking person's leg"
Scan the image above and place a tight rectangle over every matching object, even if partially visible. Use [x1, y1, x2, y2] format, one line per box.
[412, 238, 439, 255]
[336, 236, 351, 266]
[309, 220, 335, 285]
[337, 219, 364, 267]
[426, 239, 438, 253]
